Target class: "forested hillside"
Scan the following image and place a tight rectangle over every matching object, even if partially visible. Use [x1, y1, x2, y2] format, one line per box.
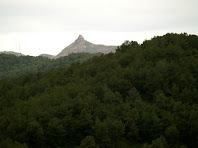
[0, 33, 198, 148]
[0, 53, 99, 79]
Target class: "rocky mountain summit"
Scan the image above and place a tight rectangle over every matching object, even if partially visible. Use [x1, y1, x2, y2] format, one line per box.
[55, 35, 116, 58]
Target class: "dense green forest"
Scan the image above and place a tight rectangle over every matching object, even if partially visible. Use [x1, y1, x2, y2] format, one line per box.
[0, 33, 198, 148]
[0, 53, 99, 79]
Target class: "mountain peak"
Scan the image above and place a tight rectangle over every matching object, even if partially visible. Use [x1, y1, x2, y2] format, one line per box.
[75, 35, 85, 42]
[78, 35, 84, 40]
[55, 35, 116, 58]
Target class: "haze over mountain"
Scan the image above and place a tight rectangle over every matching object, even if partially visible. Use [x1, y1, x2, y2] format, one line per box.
[0, 35, 115, 59]
[55, 35, 116, 58]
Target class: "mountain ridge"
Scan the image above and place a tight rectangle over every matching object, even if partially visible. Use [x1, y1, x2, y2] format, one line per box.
[0, 35, 116, 59]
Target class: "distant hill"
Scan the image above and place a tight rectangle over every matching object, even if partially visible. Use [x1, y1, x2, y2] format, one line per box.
[39, 54, 55, 59]
[55, 35, 116, 58]
[0, 53, 99, 79]
[0, 51, 24, 56]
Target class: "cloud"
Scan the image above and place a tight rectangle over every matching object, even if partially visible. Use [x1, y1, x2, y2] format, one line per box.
[0, 0, 197, 33]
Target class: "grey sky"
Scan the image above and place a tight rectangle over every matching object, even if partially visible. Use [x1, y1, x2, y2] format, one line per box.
[0, 0, 198, 56]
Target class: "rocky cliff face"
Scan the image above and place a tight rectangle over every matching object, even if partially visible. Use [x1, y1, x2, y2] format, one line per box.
[55, 35, 116, 58]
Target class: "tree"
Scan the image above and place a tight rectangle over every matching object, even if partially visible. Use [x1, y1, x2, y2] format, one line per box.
[0, 138, 28, 148]
[80, 136, 96, 148]
[142, 136, 167, 148]
[165, 125, 180, 145]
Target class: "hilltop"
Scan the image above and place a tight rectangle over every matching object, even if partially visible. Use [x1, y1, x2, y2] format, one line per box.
[55, 35, 116, 58]
[0, 51, 24, 56]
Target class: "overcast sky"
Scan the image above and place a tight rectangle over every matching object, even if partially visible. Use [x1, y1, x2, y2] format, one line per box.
[0, 0, 198, 56]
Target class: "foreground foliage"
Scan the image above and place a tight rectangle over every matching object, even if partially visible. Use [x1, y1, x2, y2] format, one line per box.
[0, 33, 198, 148]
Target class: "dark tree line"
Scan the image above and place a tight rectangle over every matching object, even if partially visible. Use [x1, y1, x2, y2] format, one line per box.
[0, 53, 100, 79]
[0, 33, 198, 148]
